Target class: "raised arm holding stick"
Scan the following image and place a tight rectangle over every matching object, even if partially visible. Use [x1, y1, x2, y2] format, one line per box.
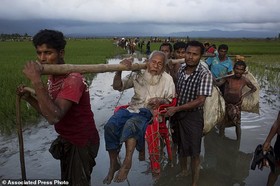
[16, 29, 100, 186]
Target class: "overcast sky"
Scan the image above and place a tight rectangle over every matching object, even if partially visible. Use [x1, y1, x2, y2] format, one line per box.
[0, 0, 279, 36]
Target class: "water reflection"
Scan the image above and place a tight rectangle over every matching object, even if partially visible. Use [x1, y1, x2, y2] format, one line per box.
[154, 129, 253, 186]
[201, 129, 252, 186]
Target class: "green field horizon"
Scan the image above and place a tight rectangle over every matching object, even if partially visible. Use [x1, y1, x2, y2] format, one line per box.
[0, 38, 279, 134]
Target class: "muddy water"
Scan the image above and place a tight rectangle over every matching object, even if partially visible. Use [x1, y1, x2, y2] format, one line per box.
[0, 58, 279, 186]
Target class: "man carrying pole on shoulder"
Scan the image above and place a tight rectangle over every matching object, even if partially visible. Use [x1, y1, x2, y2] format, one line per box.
[16, 29, 100, 186]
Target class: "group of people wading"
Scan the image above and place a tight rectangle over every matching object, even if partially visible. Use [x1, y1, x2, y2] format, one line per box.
[17, 29, 279, 186]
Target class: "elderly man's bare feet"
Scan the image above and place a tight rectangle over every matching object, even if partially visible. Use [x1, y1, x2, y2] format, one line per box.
[103, 162, 121, 185]
[113, 156, 133, 183]
[113, 167, 130, 183]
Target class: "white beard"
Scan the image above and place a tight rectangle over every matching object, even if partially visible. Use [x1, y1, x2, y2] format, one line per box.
[143, 70, 162, 86]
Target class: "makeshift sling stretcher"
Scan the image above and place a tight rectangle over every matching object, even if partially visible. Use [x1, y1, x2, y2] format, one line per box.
[114, 98, 177, 175]
[144, 98, 177, 174]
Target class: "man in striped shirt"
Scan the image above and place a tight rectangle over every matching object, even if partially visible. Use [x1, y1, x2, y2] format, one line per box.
[166, 40, 213, 186]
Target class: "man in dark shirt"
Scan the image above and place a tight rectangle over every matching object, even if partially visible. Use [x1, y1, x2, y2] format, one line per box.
[166, 41, 213, 186]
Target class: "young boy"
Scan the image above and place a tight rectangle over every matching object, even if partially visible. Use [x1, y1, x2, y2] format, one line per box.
[217, 61, 257, 140]
[159, 42, 173, 74]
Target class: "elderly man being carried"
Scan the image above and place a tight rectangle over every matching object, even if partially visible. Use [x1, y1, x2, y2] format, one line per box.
[103, 51, 176, 184]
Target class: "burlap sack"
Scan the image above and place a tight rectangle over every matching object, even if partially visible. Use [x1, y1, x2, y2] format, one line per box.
[203, 85, 226, 134]
[241, 72, 260, 114]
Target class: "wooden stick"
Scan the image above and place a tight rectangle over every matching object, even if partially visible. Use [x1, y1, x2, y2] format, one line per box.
[40, 54, 250, 75]
[203, 54, 216, 57]
[41, 59, 187, 75]
[230, 55, 252, 58]
[215, 74, 235, 80]
[170, 59, 185, 64]
[16, 95, 27, 181]
[42, 63, 148, 75]
[40, 58, 195, 75]
[15, 87, 37, 181]
[23, 87, 36, 95]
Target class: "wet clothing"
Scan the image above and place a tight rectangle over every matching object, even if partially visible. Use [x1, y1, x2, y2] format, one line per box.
[105, 70, 175, 152]
[175, 62, 212, 157]
[225, 103, 241, 126]
[47, 73, 100, 185]
[49, 136, 99, 186]
[223, 77, 249, 127]
[206, 56, 233, 78]
[170, 119, 180, 146]
[174, 110, 204, 156]
[104, 108, 152, 151]
[48, 73, 99, 147]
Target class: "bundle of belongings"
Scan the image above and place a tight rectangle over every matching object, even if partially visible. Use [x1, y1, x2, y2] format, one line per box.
[251, 144, 276, 172]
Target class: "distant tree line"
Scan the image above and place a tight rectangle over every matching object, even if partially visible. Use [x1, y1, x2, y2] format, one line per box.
[0, 33, 32, 41]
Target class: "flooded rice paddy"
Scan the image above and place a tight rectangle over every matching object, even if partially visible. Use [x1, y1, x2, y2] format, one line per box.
[0, 58, 279, 186]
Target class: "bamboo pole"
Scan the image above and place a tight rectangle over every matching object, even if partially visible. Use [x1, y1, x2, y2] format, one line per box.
[215, 74, 235, 80]
[41, 54, 250, 75]
[41, 59, 187, 75]
[41, 63, 148, 75]
[170, 59, 185, 64]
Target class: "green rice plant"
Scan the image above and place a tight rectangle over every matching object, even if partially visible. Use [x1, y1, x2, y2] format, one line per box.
[248, 61, 280, 95]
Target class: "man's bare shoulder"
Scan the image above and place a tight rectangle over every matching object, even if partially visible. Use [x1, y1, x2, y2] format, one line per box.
[241, 75, 255, 85]
[228, 76, 250, 83]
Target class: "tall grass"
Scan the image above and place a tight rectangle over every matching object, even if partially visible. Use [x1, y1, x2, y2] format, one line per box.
[0, 39, 124, 134]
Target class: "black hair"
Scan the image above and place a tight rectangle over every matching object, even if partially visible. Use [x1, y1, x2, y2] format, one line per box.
[32, 29, 66, 51]
[159, 42, 173, 52]
[187, 40, 205, 55]
[218, 44, 228, 52]
[173, 41, 187, 51]
[234, 61, 247, 69]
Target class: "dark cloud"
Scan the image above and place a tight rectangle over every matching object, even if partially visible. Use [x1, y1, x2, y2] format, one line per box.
[0, 19, 278, 38]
